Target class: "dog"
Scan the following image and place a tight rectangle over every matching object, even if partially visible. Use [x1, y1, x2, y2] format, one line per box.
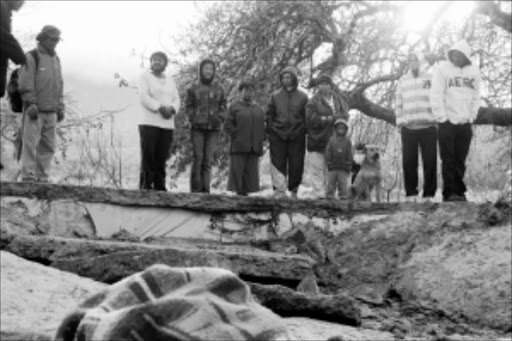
[350, 144, 382, 202]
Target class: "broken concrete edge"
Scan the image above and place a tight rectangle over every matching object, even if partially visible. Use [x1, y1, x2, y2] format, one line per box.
[0, 233, 315, 283]
[1, 181, 412, 215]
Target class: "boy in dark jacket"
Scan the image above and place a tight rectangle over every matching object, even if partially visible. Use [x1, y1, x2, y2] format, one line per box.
[325, 119, 352, 199]
[266, 66, 308, 199]
[186, 58, 227, 193]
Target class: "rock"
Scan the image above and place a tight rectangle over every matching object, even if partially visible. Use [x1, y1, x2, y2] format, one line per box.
[296, 271, 320, 296]
[2, 234, 315, 284]
[0, 251, 393, 341]
[0, 251, 106, 338]
[248, 282, 361, 326]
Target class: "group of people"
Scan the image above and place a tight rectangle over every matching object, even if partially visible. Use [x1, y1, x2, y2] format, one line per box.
[396, 40, 481, 202]
[1, 0, 481, 202]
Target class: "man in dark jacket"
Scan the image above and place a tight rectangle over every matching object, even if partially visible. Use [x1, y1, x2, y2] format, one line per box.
[266, 66, 308, 198]
[1, 0, 26, 170]
[185, 58, 227, 193]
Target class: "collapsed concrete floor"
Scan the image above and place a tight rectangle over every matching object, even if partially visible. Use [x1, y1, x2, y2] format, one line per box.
[1, 181, 511, 340]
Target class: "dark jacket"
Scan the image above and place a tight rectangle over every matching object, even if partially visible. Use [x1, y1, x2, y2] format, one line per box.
[0, 1, 26, 96]
[225, 100, 266, 156]
[325, 134, 353, 172]
[306, 91, 349, 152]
[185, 58, 227, 131]
[266, 66, 308, 140]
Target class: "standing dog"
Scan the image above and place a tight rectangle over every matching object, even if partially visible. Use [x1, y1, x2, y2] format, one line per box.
[350, 145, 382, 201]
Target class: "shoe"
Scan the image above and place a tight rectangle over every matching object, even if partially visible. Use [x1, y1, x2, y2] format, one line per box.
[273, 191, 287, 199]
[444, 194, 465, 202]
[290, 191, 298, 199]
[421, 197, 434, 203]
[404, 196, 418, 203]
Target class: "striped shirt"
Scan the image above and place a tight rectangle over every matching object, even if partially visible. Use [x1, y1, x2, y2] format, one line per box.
[395, 70, 436, 129]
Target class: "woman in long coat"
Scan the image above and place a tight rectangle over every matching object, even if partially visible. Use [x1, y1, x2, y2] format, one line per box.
[225, 81, 266, 195]
[305, 74, 349, 198]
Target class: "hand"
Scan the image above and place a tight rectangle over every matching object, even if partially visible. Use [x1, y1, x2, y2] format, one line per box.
[26, 104, 38, 120]
[57, 110, 65, 122]
[159, 106, 172, 120]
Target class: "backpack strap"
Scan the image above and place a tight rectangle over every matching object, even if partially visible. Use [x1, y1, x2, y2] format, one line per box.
[29, 49, 39, 70]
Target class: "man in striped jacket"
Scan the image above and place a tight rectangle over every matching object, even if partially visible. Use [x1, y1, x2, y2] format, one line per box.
[395, 52, 437, 202]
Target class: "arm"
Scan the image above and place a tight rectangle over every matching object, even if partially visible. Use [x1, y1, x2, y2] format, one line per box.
[325, 140, 333, 169]
[471, 69, 481, 122]
[345, 140, 353, 170]
[169, 76, 181, 114]
[219, 87, 227, 121]
[0, 25, 26, 65]
[430, 66, 448, 123]
[58, 58, 65, 114]
[306, 98, 323, 129]
[265, 94, 275, 133]
[185, 87, 195, 122]
[394, 80, 404, 127]
[224, 103, 236, 135]
[138, 74, 160, 112]
[18, 52, 37, 106]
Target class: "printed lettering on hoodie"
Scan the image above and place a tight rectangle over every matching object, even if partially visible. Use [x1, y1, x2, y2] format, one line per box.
[447, 77, 475, 89]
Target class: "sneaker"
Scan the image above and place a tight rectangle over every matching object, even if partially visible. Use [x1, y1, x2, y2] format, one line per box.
[444, 194, 466, 202]
[290, 191, 298, 199]
[421, 197, 434, 203]
[273, 191, 287, 199]
[404, 196, 418, 203]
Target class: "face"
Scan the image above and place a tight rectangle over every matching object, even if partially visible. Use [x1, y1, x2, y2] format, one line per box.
[241, 87, 254, 101]
[41, 33, 61, 54]
[281, 73, 294, 88]
[335, 124, 347, 136]
[448, 50, 468, 67]
[408, 54, 420, 72]
[202, 63, 215, 80]
[150, 56, 166, 72]
[318, 81, 331, 95]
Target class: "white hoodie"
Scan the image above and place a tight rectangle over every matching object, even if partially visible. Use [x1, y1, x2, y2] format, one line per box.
[430, 40, 481, 124]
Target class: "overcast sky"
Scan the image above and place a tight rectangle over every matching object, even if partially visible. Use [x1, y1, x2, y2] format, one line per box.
[12, 1, 211, 83]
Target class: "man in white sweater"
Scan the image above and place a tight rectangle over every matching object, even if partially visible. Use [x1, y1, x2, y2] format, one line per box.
[430, 40, 481, 202]
[138, 51, 181, 191]
[395, 51, 437, 202]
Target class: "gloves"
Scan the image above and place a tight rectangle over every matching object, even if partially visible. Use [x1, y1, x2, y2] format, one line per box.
[57, 110, 65, 122]
[26, 104, 38, 120]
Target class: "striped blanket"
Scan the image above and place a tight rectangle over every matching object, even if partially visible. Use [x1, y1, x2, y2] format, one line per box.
[55, 265, 291, 341]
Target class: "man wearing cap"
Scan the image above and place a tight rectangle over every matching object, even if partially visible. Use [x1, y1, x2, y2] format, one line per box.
[18, 25, 64, 182]
[305, 74, 349, 199]
[430, 40, 481, 202]
[266, 66, 308, 199]
[395, 51, 437, 202]
[0, 0, 26, 171]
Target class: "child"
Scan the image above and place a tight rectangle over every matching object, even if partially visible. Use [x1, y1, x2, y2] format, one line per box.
[325, 119, 353, 199]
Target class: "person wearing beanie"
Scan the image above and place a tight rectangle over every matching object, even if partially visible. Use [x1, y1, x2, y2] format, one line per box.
[325, 118, 352, 199]
[225, 81, 266, 196]
[266, 65, 308, 199]
[0, 0, 27, 171]
[185, 58, 227, 193]
[17, 25, 64, 183]
[305, 73, 349, 199]
[395, 51, 437, 202]
[430, 39, 481, 202]
[138, 51, 180, 191]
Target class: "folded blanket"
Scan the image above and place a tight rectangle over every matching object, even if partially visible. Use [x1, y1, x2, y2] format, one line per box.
[55, 265, 291, 341]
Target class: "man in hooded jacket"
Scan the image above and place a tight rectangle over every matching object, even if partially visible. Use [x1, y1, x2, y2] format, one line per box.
[185, 58, 227, 193]
[430, 39, 481, 202]
[395, 51, 437, 202]
[266, 66, 308, 198]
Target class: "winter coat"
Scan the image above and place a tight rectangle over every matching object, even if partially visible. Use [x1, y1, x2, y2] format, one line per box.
[185, 58, 227, 131]
[395, 51, 436, 129]
[325, 134, 353, 172]
[18, 45, 64, 113]
[0, 1, 26, 96]
[225, 100, 266, 156]
[266, 66, 308, 140]
[138, 71, 181, 130]
[430, 40, 481, 124]
[305, 91, 349, 152]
